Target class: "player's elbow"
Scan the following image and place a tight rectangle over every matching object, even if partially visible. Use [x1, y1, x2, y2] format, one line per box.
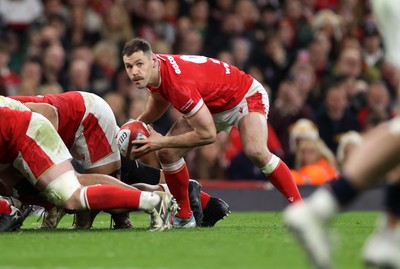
[198, 130, 217, 144]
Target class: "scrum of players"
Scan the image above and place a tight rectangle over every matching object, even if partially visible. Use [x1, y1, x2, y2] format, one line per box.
[0, 91, 230, 232]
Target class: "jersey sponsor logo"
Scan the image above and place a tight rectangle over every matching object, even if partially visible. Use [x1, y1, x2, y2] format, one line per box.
[167, 56, 181, 74]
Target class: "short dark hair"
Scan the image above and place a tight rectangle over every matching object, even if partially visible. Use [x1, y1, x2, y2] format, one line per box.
[122, 38, 152, 57]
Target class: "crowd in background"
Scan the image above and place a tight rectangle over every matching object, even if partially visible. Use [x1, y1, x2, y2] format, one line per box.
[0, 0, 395, 184]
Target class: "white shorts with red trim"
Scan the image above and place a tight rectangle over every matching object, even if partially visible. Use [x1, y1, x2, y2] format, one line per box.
[72, 92, 120, 170]
[13, 112, 73, 185]
[212, 79, 270, 133]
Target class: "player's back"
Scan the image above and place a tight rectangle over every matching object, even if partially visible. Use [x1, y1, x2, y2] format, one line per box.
[0, 106, 31, 162]
[11, 92, 86, 148]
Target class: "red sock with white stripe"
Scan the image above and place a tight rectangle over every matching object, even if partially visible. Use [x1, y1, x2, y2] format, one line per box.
[162, 159, 191, 219]
[261, 154, 302, 203]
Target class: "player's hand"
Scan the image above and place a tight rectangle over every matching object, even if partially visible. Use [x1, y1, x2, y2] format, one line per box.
[131, 125, 164, 157]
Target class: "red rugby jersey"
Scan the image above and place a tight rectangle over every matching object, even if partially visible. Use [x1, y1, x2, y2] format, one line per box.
[148, 54, 254, 116]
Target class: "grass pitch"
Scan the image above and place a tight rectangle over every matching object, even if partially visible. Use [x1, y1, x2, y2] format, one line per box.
[0, 211, 378, 269]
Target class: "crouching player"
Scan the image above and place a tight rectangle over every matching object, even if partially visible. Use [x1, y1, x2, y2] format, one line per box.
[0, 104, 177, 232]
[121, 158, 230, 227]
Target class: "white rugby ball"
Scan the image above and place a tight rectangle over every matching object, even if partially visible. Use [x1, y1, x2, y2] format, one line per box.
[116, 119, 150, 160]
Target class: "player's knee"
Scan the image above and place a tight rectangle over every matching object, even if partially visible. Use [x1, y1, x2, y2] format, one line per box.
[242, 144, 268, 164]
[62, 188, 85, 211]
[42, 170, 83, 210]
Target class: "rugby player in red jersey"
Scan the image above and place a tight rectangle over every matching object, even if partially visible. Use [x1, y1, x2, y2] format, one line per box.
[122, 39, 302, 228]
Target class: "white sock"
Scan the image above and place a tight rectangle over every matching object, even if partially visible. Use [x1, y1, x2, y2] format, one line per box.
[138, 191, 161, 211]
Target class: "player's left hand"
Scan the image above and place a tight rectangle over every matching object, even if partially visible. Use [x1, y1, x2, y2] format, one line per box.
[131, 125, 164, 157]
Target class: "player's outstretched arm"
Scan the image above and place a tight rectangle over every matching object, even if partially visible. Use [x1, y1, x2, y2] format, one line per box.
[137, 93, 170, 124]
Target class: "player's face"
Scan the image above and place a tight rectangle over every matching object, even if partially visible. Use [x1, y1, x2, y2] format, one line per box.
[123, 51, 155, 89]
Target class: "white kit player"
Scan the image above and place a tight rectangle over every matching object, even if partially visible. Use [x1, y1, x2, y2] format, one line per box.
[0, 96, 177, 232]
[11, 91, 120, 176]
[284, 0, 400, 268]
[10, 91, 134, 229]
[122, 38, 303, 228]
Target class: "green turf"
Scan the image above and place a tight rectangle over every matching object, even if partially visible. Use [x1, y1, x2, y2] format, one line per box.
[0, 211, 379, 269]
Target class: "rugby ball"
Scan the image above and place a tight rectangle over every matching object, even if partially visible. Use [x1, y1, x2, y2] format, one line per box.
[116, 119, 150, 160]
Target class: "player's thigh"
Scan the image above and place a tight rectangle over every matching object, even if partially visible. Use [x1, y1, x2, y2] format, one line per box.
[343, 119, 400, 186]
[85, 160, 121, 175]
[14, 113, 73, 187]
[238, 112, 269, 156]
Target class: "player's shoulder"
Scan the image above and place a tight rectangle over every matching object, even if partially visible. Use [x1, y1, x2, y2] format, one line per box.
[0, 96, 30, 111]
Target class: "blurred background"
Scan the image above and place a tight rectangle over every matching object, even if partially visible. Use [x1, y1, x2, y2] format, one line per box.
[0, 0, 391, 185]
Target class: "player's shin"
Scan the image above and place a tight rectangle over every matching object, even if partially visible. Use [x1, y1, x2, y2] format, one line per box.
[161, 159, 192, 219]
[261, 154, 302, 203]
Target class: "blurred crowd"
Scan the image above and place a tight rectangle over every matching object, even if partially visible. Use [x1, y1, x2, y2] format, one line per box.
[0, 0, 395, 184]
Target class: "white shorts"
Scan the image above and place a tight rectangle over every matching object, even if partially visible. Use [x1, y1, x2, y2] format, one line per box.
[212, 79, 269, 132]
[72, 92, 120, 170]
[13, 112, 73, 186]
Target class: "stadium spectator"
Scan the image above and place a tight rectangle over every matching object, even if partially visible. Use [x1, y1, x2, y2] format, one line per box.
[100, 3, 134, 49]
[311, 9, 343, 57]
[234, 0, 259, 33]
[269, 79, 315, 159]
[286, 118, 320, 168]
[336, 130, 363, 169]
[91, 41, 119, 95]
[289, 56, 317, 108]
[357, 81, 395, 131]
[315, 78, 360, 152]
[0, 0, 43, 35]
[17, 59, 42, 96]
[254, 33, 294, 96]
[138, 0, 175, 45]
[103, 91, 129, 127]
[66, 0, 102, 47]
[282, 0, 313, 50]
[65, 59, 93, 93]
[121, 38, 303, 229]
[290, 138, 337, 186]
[41, 44, 67, 88]
[30, 0, 68, 30]
[0, 42, 19, 96]
[176, 28, 204, 55]
[361, 21, 384, 71]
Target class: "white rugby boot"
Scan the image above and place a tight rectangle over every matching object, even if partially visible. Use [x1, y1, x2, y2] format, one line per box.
[283, 188, 339, 269]
[148, 191, 178, 232]
[363, 214, 400, 269]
